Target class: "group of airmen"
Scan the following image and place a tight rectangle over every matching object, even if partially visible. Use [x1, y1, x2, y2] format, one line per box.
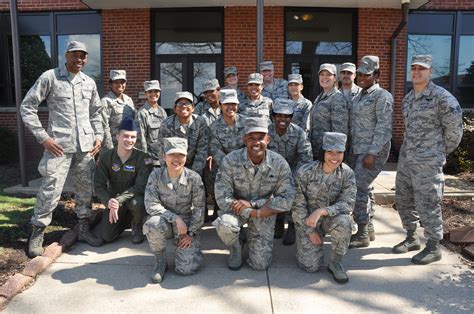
[20, 40, 463, 285]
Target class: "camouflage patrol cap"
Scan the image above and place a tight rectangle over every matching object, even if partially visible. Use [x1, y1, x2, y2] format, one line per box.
[110, 70, 127, 82]
[248, 73, 264, 85]
[244, 117, 268, 134]
[174, 91, 194, 104]
[272, 98, 294, 115]
[144, 80, 161, 91]
[357, 56, 380, 74]
[340, 62, 356, 74]
[411, 54, 432, 69]
[319, 63, 337, 75]
[66, 41, 88, 54]
[322, 132, 347, 152]
[163, 137, 188, 155]
[221, 89, 240, 104]
[260, 61, 274, 71]
[288, 74, 303, 84]
[202, 79, 220, 92]
[224, 66, 238, 78]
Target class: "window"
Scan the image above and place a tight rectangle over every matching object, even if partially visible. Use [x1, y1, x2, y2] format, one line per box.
[407, 11, 474, 109]
[0, 11, 101, 108]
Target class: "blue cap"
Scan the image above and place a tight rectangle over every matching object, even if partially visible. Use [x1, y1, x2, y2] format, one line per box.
[118, 117, 138, 132]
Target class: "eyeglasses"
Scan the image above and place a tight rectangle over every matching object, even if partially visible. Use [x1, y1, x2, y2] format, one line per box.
[176, 101, 193, 107]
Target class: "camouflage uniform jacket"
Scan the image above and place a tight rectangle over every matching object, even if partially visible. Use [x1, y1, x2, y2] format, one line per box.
[158, 114, 209, 176]
[290, 95, 312, 132]
[262, 78, 289, 100]
[267, 123, 313, 172]
[101, 91, 136, 149]
[136, 103, 168, 161]
[215, 148, 295, 220]
[209, 113, 246, 168]
[20, 65, 103, 153]
[94, 147, 152, 206]
[342, 84, 362, 106]
[350, 83, 393, 155]
[194, 101, 222, 126]
[399, 81, 463, 166]
[239, 95, 273, 121]
[145, 167, 205, 234]
[292, 161, 356, 235]
[223, 85, 247, 104]
[309, 87, 349, 157]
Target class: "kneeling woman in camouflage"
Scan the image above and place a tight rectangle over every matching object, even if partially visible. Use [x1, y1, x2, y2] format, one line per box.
[143, 137, 206, 283]
[292, 132, 356, 284]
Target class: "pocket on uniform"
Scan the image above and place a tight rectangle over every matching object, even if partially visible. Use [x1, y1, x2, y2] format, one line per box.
[83, 126, 94, 135]
[51, 125, 71, 147]
[82, 88, 93, 100]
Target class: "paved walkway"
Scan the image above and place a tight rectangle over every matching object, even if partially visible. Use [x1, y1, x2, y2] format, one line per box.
[5, 205, 473, 313]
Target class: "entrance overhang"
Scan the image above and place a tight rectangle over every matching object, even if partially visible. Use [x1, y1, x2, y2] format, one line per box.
[82, 0, 429, 10]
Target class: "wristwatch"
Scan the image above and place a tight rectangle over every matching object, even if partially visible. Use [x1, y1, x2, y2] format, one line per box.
[187, 231, 195, 237]
[250, 200, 258, 209]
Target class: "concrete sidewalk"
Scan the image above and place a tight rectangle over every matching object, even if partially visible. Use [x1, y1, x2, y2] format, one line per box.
[5, 205, 473, 313]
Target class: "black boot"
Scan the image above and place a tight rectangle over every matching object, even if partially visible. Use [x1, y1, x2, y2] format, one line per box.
[411, 239, 442, 265]
[283, 221, 295, 245]
[78, 218, 104, 247]
[274, 213, 285, 239]
[349, 223, 370, 248]
[29, 225, 45, 258]
[131, 222, 145, 244]
[368, 219, 375, 241]
[392, 230, 421, 254]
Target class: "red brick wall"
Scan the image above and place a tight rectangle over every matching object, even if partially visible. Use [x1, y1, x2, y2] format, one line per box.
[0, 0, 87, 11]
[101, 9, 151, 107]
[358, 8, 407, 149]
[224, 6, 284, 95]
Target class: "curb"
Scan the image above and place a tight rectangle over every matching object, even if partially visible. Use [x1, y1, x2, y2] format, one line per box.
[0, 225, 79, 311]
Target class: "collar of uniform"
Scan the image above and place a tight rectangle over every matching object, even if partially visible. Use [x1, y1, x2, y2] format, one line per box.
[234, 114, 245, 129]
[207, 102, 221, 115]
[364, 83, 380, 95]
[59, 64, 86, 82]
[240, 147, 272, 170]
[112, 146, 137, 165]
[351, 84, 361, 94]
[320, 86, 338, 100]
[144, 102, 161, 114]
[173, 113, 196, 130]
[163, 167, 188, 186]
[293, 95, 305, 104]
[269, 123, 290, 141]
[422, 81, 436, 97]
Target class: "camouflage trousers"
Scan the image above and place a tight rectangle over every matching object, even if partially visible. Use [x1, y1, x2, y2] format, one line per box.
[213, 212, 277, 270]
[350, 143, 390, 224]
[203, 161, 218, 206]
[295, 214, 352, 273]
[395, 159, 444, 241]
[94, 196, 145, 243]
[32, 151, 95, 227]
[143, 215, 202, 275]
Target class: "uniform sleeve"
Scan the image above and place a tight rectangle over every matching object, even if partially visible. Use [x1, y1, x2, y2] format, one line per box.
[136, 110, 147, 152]
[20, 72, 52, 144]
[209, 126, 226, 168]
[157, 121, 172, 167]
[296, 129, 313, 169]
[291, 169, 313, 235]
[89, 84, 104, 142]
[116, 155, 153, 205]
[191, 121, 209, 176]
[369, 91, 394, 155]
[188, 173, 206, 233]
[301, 99, 312, 132]
[144, 170, 179, 221]
[101, 98, 113, 149]
[331, 94, 349, 136]
[439, 93, 463, 154]
[214, 156, 237, 214]
[268, 160, 296, 213]
[325, 167, 356, 216]
[94, 151, 112, 206]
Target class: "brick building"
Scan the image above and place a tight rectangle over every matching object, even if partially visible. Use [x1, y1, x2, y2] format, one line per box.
[0, 0, 473, 163]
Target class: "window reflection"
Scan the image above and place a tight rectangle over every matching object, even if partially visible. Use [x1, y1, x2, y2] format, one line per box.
[458, 36, 474, 84]
[193, 62, 216, 99]
[406, 35, 452, 86]
[160, 62, 183, 109]
[58, 34, 101, 85]
[315, 42, 352, 55]
[156, 42, 222, 55]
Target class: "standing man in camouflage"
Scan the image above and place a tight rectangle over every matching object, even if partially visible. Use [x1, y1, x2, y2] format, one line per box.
[260, 61, 288, 100]
[21, 41, 104, 257]
[194, 79, 221, 126]
[393, 55, 463, 264]
[239, 73, 273, 121]
[144, 137, 206, 283]
[339, 63, 362, 105]
[287, 74, 312, 132]
[93, 118, 152, 245]
[222, 66, 247, 104]
[292, 132, 356, 284]
[213, 117, 295, 271]
[349, 56, 393, 248]
[268, 99, 313, 245]
[101, 70, 137, 150]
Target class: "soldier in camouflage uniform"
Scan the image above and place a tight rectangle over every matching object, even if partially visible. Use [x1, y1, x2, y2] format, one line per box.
[287, 74, 312, 132]
[93, 118, 152, 244]
[213, 117, 295, 271]
[21, 41, 104, 257]
[222, 66, 247, 104]
[158, 92, 209, 177]
[136, 80, 168, 166]
[309, 63, 349, 159]
[260, 61, 288, 100]
[349, 56, 393, 248]
[101, 70, 137, 150]
[339, 63, 362, 105]
[144, 137, 206, 283]
[292, 132, 356, 284]
[393, 55, 463, 265]
[194, 79, 221, 126]
[239, 73, 273, 122]
[268, 99, 313, 245]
